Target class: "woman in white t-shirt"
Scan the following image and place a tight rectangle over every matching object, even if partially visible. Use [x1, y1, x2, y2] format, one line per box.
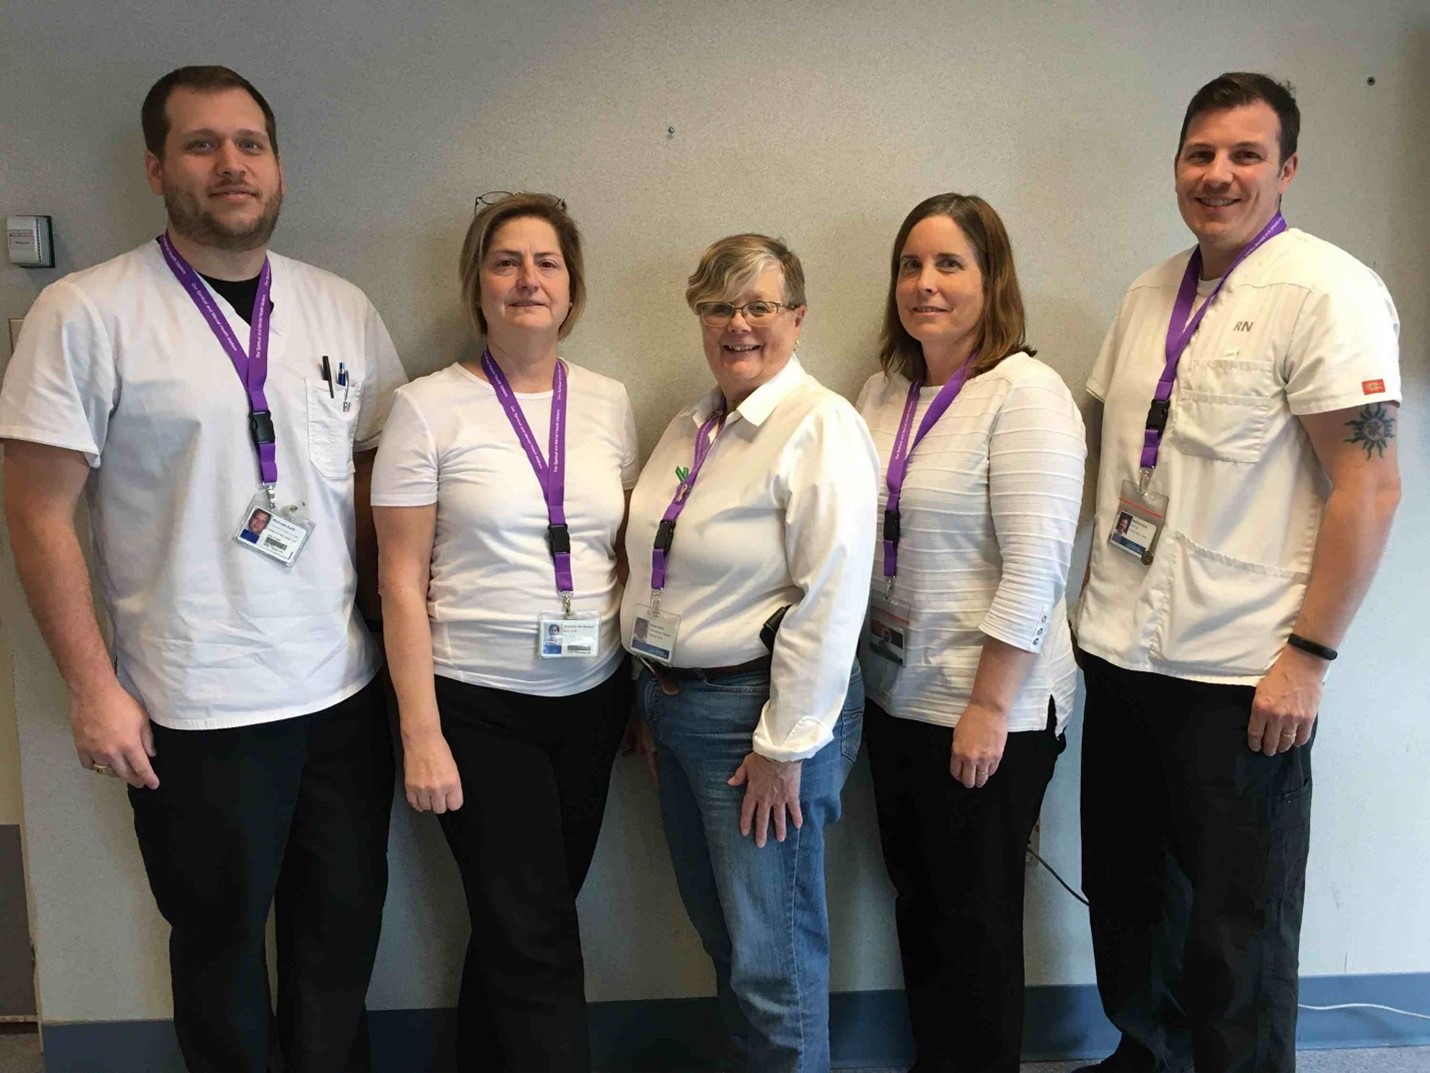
[372, 193, 637, 1073]
[856, 194, 1085, 1073]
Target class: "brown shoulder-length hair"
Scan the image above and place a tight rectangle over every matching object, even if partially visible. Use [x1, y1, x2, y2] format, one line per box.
[877, 193, 1034, 382]
[459, 192, 586, 341]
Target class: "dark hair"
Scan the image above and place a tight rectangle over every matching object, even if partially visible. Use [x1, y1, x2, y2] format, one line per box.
[1178, 72, 1299, 163]
[142, 66, 278, 159]
[459, 193, 587, 341]
[878, 193, 1033, 383]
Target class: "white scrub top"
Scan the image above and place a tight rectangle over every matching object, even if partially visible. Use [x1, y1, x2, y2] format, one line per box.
[1076, 229, 1400, 684]
[0, 239, 408, 728]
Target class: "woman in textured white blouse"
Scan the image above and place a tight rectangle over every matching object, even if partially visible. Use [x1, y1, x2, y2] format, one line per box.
[622, 234, 878, 1073]
[856, 194, 1086, 1073]
[371, 193, 637, 1072]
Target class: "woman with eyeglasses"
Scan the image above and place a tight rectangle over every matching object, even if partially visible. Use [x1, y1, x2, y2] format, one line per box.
[856, 194, 1085, 1073]
[372, 192, 637, 1072]
[621, 233, 878, 1073]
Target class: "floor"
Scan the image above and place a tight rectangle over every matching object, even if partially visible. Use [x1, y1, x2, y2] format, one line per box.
[1, 1026, 1426, 1073]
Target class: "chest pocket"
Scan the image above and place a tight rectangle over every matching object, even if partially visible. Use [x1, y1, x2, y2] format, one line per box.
[1167, 351, 1277, 463]
[305, 378, 361, 480]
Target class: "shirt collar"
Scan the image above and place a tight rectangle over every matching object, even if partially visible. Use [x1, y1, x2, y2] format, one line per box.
[690, 355, 807, 429]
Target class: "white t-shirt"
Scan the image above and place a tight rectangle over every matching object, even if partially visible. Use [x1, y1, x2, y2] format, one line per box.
[620, 357, 879, 762]
[371, 361, 638, 696]
[1076, 228, 1401, 683]
[0, 240, 408, 729]
[856, 354, 1084, 734]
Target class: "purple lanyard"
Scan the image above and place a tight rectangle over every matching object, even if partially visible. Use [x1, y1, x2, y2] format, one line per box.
[650, 406, 726, 593]
[1139, 212, 1287, 481]
[157, 232, 277, 496]
[481, 350, 575, 598]
[882, 361, 974, 579]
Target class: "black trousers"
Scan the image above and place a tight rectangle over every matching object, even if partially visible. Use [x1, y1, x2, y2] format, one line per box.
[433, 662, 630, 1073]
[1080, 655, 1313, 1073]
[129, 677, 395, 1073]
[866, 699, 1063, 1073]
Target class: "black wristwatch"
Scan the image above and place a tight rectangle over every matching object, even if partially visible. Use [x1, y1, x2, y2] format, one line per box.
[1286, 632, 1336, 661]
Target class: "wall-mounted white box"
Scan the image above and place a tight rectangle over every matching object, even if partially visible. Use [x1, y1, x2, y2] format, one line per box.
[7, 216, 53, 268]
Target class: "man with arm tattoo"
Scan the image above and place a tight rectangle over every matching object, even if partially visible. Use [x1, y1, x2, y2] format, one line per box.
[1072, 73, 1401, 1073]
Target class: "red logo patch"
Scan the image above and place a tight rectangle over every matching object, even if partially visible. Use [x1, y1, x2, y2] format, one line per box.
[1363, 379, 1386, 395]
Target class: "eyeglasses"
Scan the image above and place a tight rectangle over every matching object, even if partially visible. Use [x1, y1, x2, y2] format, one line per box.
[695, 300, 799, 327]
[474, 191, 567, 212]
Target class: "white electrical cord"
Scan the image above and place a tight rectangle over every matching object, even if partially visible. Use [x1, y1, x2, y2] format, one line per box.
[1026, 844, 1430, 1023]
[1296, 1002, 1430, 1021]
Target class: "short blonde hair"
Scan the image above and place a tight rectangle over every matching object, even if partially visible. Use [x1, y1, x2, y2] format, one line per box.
[458, 193, 586, 341]
[685, 233, 806, 310]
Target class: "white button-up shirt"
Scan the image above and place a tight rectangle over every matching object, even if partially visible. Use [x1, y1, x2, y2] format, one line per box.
[621, 356, 878, 761]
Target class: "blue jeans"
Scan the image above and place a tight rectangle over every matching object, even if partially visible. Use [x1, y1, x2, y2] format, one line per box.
[638, 662, 864, 1073]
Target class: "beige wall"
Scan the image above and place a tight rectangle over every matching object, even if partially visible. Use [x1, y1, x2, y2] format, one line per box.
[1, 0, 1427, 1023]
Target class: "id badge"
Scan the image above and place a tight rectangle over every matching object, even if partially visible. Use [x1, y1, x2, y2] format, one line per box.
[866, 594, 910, 665]
[630, 603, 681, 665]
[1108, 480, 1169, 565]
[538, 610, 600, 659]
[233, 494, 314, 567]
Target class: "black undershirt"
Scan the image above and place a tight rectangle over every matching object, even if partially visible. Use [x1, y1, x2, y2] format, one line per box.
[200, 273, 262, 325]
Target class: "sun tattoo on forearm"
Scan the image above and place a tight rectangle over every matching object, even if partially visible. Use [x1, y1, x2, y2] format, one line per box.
[1345, 403, 1396, 458]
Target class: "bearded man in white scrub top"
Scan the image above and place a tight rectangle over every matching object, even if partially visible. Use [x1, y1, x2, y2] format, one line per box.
[0, 66, 407, 1073]
[1074, 72, 1402, 1073]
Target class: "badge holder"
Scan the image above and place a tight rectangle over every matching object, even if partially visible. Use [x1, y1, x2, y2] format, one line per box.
[233, 490, 315, 568]
[630, 592, 681, 666]
[1108, 472, 1168, 566]
[866, 591, 910, 665]
[538, 594, 601, 659]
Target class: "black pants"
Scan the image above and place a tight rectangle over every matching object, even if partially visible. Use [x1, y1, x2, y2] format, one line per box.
[866, 699, 1063, 1073]
[129, 677, 394, 1073]
[433, 662, 630, 1073]
[1080, 655, 1313, 1073]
